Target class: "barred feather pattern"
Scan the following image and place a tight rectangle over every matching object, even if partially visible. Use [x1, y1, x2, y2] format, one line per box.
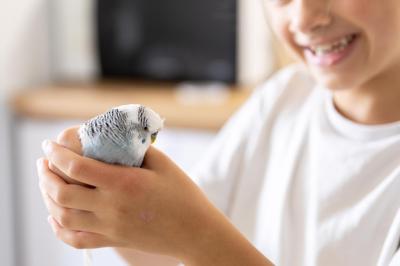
[79, 108, 148, 167]
[84, 108, 132, 147]
[138, 105, 149, 129]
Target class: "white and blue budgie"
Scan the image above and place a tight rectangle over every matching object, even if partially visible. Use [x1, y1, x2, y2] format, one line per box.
[79, 104, 164, 167]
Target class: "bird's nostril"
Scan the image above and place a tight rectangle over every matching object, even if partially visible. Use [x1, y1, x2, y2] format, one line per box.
[142, 139, 146, 144]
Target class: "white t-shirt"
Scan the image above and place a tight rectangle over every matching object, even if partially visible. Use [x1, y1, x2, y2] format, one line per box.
[191, 64, 400, 266]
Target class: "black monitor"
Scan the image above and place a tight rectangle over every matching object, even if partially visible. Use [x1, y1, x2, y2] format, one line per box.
[97, 0, 237, 83]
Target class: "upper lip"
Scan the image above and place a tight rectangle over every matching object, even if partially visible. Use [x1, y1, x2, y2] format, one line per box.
[295, 33, 358, 48]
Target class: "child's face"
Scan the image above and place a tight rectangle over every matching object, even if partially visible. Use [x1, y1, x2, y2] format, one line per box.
[266, 0, 400, 90]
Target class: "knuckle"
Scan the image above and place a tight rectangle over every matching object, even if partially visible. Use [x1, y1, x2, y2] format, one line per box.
[67, 159, 84, 178]
[57, 127, 83, 155]
[56, 129, 70, 144]
[58, 209, 73, 228]
[48, 162, 59, 174]
[54, 187, 70, 205]
[57, 127, 77, 146]
[70, 237, 86, 249]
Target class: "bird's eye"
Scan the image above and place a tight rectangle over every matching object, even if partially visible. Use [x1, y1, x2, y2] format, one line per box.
[144, 126, 148, 131]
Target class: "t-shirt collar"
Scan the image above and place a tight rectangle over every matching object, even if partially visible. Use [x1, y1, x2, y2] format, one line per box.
[323, 90, 400, 141]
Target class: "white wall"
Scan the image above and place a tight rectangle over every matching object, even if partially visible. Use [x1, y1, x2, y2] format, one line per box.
[0, 98, 13, 266]
[49, 0, 98, 82]
[0, 1, 51, 265]
[0, 0, 51, 94]
[238, 0, 277, 85]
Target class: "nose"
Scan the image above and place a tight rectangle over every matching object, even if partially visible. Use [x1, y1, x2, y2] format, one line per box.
[289, 0, 333, 35]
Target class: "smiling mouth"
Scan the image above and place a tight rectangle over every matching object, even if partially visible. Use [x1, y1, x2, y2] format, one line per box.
[305, 34, 359, 56]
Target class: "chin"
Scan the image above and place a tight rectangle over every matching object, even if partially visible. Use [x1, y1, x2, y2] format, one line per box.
[308, 66, 362, 91]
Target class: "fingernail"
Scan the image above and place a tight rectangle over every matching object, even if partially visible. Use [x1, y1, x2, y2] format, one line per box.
[42, 140, 50, 154]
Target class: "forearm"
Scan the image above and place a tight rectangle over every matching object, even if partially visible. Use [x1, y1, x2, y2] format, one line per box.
[115, 213, 274, 266]
[114, 248, 181, 266]
[183, 208, 274, 266]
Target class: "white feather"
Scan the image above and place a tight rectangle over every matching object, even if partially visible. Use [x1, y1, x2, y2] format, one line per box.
[115, 104, 164, 133]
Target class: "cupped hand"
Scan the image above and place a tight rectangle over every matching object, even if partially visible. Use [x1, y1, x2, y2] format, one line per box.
[37, 127, 218, 262]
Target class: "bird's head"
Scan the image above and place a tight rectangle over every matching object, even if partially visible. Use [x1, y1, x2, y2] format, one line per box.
[115, 104, 164, 145]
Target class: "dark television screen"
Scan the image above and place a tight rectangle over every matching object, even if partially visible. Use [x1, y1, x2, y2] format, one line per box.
[97, 0, 237, 83]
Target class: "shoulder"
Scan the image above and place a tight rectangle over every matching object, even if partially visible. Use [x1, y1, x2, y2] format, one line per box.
[246, 64, 318, 120]
[265, 63, 313, 87]
[190, 65, 318, 212]
[197, 64, 318, 160]
[259, 63, 316, 101]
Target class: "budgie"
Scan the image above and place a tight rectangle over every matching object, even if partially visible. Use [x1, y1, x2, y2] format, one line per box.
[79, 104, 164, 167]
[50, 104, 164, 265]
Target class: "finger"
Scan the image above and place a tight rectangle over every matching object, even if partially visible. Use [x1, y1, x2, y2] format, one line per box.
[48, 161, 91, 187]
[141, 145, 170, 170]
[48, 216, 116, 249]
[41, 140, 139, 188]
[45, 192, 100, 233]
[56, 126, 82, 155]
[142, 146, 185, 180]
[53, 126, 89, 186]
[37, 158, 99, 211]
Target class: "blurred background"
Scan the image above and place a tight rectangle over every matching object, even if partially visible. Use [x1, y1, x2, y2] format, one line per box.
[0, 0, 291, 265]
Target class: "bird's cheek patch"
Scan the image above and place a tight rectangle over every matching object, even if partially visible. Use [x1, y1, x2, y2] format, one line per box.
[151, 133, 158, 144]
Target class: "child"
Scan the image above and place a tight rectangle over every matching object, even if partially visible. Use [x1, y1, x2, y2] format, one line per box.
[37, 0, 400, 265]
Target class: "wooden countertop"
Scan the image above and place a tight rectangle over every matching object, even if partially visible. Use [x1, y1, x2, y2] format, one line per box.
[10, 80, 253, 131]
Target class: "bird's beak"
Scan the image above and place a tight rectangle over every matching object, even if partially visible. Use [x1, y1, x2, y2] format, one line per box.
[151, 132, 158, 144]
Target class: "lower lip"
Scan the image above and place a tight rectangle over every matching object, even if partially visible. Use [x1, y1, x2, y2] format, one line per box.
[304, 35, 359, 67]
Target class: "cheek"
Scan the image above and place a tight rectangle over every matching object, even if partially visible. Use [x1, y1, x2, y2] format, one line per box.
[272, 20, 287, 42]
[267, 11, 300, 58]
[266, 6, 287, 40]
[347, 0, 400, 74]
[340, 0, 400, 48]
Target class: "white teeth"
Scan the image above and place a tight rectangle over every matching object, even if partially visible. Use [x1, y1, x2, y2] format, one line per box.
[310, 35, 355, 56]
[340, 38, 348, 46]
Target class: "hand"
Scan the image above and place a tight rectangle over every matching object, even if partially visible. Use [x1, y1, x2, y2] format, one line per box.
[37, 127, 219, 262]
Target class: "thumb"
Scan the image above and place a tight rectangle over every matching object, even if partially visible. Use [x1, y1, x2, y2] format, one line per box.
[141, 145, 171, 171]
[56, 126, 83, 155]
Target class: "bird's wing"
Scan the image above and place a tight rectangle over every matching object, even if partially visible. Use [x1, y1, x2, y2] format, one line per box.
[83, 108, 130, 146]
